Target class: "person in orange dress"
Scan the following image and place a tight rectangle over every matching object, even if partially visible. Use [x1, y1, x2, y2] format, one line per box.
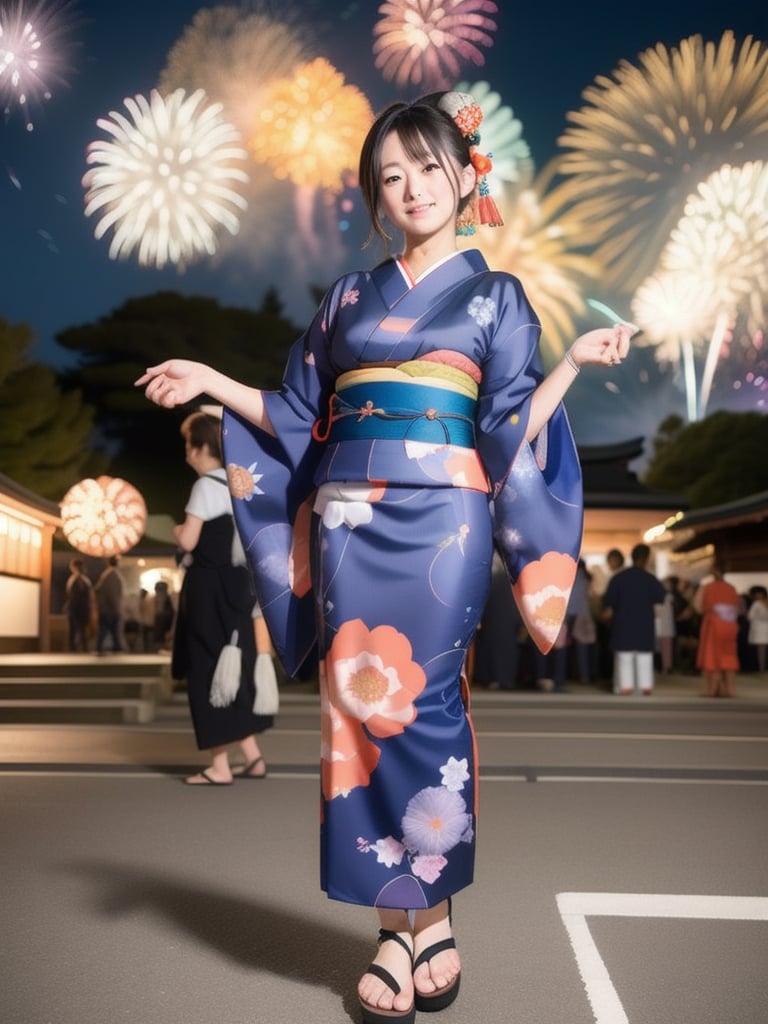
[695, 563, 740, 698]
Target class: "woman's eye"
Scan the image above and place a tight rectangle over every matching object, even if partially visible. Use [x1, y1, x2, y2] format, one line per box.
[424, 162, 440, 173]
[383, 174, 400, 185]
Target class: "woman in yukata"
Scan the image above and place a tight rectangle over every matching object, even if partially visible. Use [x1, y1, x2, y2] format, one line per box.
[137, 91, 632, 1024]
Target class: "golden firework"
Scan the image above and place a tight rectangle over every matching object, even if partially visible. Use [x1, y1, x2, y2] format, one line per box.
[157, 8, 308, 140]
[251, 58, 373, 192]
[556, 32, 768, 292]
[469, 164, 602, 362]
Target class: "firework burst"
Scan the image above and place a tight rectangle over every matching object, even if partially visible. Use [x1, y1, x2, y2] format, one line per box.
[665, 161, 768, 331]
[556, 31, 768, 291]
[251, 58, 373, 192]
[455, 80, 534, 191]
[157, 7, 308, 142]
[373, 0, 498, 91]
[631, 269, 722, 421]
[83, 89, 249, 270]
[471, 165, 602, 361]
[0, 0, 74, 130]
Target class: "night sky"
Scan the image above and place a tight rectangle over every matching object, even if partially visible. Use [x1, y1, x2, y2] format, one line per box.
[2, 0, 766, 451]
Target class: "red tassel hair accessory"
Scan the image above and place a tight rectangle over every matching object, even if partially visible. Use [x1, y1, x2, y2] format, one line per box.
[438, 90, 504, 234]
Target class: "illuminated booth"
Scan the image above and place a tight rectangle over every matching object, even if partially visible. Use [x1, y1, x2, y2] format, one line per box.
[0, 473, 61, 653]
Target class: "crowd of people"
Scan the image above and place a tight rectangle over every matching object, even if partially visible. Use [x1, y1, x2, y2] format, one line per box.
[63, 555, 177, 655]
[474, 545, 768, 696]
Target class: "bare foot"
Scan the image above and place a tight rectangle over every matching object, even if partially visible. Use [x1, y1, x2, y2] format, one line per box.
[358, 930, 414, 1014]
[413, 901, 460, 998]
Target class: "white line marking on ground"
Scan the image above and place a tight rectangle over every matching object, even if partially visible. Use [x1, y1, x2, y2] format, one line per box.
[481, 775, 768, 786]
[478, 731, 767, 742]
[556, 892, 768, 1024]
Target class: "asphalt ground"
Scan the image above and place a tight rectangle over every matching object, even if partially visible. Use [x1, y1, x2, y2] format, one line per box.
[1, 669, 768, 1024]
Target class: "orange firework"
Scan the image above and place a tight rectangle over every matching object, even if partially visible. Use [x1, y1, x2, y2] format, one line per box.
[251, 58, 373, 192]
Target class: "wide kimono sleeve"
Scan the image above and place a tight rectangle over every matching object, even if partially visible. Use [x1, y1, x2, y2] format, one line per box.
[221, 280, 346, 676]
[476, 274, 583, 654]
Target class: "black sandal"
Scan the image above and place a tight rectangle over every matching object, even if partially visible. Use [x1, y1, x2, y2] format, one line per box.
[413, 900, 461, 1013]
[359, 929, 415, 1024]
[234, 757, 267, 779]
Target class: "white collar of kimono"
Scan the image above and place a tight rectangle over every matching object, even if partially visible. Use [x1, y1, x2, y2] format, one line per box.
[396, 250, 462, 286]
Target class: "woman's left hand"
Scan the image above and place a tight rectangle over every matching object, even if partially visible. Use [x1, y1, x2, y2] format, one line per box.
[569, 323, 634, 369]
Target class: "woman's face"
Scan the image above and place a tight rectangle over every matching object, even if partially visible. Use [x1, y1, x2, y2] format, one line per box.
[377, 129, 474, 246]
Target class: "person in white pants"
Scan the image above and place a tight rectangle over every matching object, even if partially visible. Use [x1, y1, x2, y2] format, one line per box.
[602, 544, 666, 695]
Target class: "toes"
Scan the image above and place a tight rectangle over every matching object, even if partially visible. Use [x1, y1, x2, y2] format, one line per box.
[413, 963, 436, 995]
[359, 973, 407, 1012]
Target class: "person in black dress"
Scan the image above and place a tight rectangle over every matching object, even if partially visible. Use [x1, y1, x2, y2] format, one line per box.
[172, 411, 274, 785]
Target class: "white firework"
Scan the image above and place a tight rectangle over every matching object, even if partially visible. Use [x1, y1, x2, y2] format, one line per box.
[631, 268, 720, 421]
[455, 79, 534, 190]
[631, 270, 718, 358]
[664, 161, 768, 330]
[82, 88, 249, 270]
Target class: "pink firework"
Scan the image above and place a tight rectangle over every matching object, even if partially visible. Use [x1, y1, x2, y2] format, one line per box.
[373, 0, 498, 91]
[0, 0, 75, 130]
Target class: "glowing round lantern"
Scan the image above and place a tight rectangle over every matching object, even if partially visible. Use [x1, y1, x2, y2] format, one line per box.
[60, 476, 147, 557]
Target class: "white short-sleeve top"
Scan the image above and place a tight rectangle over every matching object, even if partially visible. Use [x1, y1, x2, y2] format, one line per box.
[185, 468, 246, 566]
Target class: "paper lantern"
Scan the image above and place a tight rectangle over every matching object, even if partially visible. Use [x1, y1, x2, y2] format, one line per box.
[60, 476, 147, 557]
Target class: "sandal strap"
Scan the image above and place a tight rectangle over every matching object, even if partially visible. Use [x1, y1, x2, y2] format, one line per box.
[413, 936, 456, 970]
[365, 963, 401, 996]
[378, 929, 413, 962]
[365, 929, 413, 998]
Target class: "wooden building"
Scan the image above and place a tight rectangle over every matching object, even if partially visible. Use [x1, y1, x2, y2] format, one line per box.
[0, 473, 61, 653]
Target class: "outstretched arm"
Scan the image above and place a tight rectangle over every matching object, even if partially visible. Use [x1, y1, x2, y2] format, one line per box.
[525, 324, 633, 442]
[134, 360, 275, 436]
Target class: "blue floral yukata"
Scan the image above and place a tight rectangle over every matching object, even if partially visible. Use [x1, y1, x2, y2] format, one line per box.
[222, 249, 583, 909]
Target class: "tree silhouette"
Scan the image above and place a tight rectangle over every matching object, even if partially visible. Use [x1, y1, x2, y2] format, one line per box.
[56, 289, 303, 518]
[643, 411, 768, 508]
[0, 317, 106, 501]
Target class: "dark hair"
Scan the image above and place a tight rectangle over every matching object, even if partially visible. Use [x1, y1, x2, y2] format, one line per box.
[358, 93, 473, 249]
[180, 411, 222, 461]
[631, 543, 651, 565]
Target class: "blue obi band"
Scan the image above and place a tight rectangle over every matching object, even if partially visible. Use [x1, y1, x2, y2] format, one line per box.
[327, 380, 477, 447]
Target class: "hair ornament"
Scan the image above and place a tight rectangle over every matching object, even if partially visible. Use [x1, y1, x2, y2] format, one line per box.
[438, 90, 503, 234]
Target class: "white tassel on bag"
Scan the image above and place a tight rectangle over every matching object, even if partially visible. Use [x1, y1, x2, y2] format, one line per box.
[253, 652, 279, 715]
[209, 630, 242, 707]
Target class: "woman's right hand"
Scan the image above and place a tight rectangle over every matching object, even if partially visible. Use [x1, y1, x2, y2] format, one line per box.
[134, 360, 211, 408]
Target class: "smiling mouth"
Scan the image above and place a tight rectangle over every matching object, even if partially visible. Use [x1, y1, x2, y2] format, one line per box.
[408, 203, 433, 214]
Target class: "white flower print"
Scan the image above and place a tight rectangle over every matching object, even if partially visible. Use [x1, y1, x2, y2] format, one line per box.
[404, 440, 445, 460]
[321, 499, 373, 530]
[439, 756, 469, 792]
[333, 650, 416, 727]
[371, 836, 406, 868]
[341, 288, 360, 307]
[314, 483, 379, 530]
[468, 295, 496, 327]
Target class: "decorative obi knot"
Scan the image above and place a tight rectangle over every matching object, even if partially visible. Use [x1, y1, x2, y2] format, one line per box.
[312, 367, 478, 448]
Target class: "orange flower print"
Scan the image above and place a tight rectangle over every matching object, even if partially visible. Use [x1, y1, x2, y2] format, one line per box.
[326, 619, 427, 740]
[443, 449, 489, 491]
[289, 497, 313, 597]
[226, 461, 264, 500]
[512, 551, 576, 654]
[320, 678, 380, 799]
